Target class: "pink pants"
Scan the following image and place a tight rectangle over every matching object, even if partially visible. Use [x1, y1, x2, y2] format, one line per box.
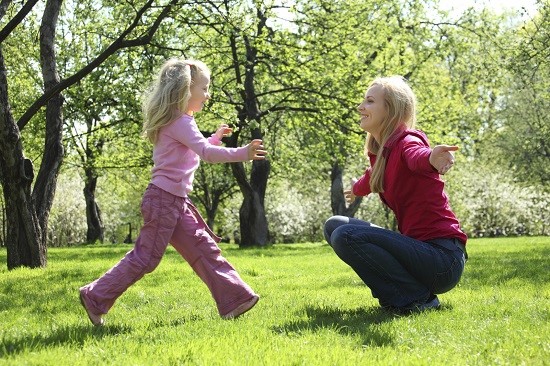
[80, 184, 256, 317]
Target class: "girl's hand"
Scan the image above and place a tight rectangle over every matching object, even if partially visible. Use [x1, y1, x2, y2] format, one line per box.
[430, 145, 459, 175]
[215, 124, 233, 140]
[247, 139, 268, 160]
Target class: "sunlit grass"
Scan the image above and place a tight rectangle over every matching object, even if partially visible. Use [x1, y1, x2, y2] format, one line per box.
[0, 237, 549, 365]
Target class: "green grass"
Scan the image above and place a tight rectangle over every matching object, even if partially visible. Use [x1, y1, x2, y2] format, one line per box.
[0, 237, 549, 365]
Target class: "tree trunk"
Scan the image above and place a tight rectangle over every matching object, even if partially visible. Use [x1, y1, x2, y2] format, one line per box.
[0, 0, 63, 269]
[204, 195, 219, 230]
[1, 0, 178, 268]
[330, 161, 362, 217]
[0, 48, 46, 269]
[31, 0, 64, 255]
[0, 195, 5, 247]
[231, 159, 270, 247]
[81, 118, 105, 243]
[83, 172, 104, 243]
[226, 30, 272, 247]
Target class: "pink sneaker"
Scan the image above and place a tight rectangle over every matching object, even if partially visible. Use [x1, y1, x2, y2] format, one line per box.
[221, 295, 259, 319]
[79, 289, 104, 326]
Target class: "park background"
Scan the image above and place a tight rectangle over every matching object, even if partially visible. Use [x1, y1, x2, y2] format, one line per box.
[0, 1, 549, 365]
[0, 0, 549, 265]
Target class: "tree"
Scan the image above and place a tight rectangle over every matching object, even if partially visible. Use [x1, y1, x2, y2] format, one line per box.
[493, 1, 550, 186]
[172, 1, 323, 246]
[287, 0, 452, 218]
[62, 52, 161, 243]
[0, 0, 183, 269]
[191, 161, 239, 230]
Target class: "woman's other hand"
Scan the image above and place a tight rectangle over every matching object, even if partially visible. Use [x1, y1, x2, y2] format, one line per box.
[430, 145, 458, 175]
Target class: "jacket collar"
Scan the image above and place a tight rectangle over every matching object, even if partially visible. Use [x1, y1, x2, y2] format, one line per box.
[381, 126, 408, 158]
[384, 126, 409, 149]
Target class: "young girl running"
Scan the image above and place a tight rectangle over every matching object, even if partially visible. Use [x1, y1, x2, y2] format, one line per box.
[79, 58, 266, 326]
[324, 76, 467, 313]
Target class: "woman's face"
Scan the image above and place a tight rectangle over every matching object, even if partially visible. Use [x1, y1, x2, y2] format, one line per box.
[357, 84, 387, 140]
[187, 74, 211, 114]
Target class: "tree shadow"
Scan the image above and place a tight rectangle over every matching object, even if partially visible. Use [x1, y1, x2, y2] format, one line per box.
[0, 270, 90, 313]
[221, 243, 329, 258]
[46, 246, 131, 262]
[272, 305, 400, 347]
[145, 314, 203, 330]
[0, 324, 132, 358]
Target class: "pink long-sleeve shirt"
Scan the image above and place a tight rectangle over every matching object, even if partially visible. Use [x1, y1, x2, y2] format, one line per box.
[151, 114, 249, 197]
[353, 128, 468, 244]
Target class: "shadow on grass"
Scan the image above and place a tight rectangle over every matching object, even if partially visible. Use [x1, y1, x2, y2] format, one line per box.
[146, 314, 204, 330]
[0, 269, 87, 313]
[47, 246, 131, 262]
[0, 324, 132, 358]
[221, 243, 330, 258]
[272, 305, 399, 347]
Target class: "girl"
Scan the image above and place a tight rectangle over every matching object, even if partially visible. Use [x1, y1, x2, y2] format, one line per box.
[324, 76, 467, 313]
[79, 58, 266, 326]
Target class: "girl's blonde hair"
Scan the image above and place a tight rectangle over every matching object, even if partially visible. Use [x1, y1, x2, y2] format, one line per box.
[366, 76, 417, 193]
[142, 58, 210, 143]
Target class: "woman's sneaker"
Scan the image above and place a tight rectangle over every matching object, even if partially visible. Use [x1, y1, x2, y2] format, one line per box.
[221, 295, 259, 319]
[398, 294, 440, 314]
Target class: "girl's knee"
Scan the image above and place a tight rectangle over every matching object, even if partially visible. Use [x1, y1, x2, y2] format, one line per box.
[144, 257, 162, 273]
[138, 248, 165, 273]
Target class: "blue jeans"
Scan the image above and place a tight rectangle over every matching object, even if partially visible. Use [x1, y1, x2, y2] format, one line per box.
[324, 215, 466, 308]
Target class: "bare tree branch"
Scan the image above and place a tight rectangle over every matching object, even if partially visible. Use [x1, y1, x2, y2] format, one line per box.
[17, 0, 181, 131]
[0, 0, 40, 43]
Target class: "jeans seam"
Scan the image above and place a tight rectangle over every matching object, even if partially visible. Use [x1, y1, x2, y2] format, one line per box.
[431, 254, 463, 293]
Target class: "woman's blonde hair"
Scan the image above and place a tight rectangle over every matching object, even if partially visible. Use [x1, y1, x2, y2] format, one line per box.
[366, 76, 417, 193]
[142, 58, 210, 143]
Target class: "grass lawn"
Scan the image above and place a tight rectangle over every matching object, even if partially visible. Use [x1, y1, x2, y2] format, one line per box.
[0, 237, 549, 365]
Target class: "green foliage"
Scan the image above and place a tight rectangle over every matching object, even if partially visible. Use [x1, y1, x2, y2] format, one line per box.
[47, 173, 87, 247]
[2, 0, 548, 249]
[489, 1, 550, 186]
[0, 237, 548, 364]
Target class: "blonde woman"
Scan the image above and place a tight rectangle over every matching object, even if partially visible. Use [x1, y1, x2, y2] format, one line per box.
[324, 76, 467, 313]
[79, 59, 266, 326]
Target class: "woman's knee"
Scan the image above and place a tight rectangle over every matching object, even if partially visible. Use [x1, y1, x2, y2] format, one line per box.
[323, 215, 350, 243]
[329, 225, 352, 252]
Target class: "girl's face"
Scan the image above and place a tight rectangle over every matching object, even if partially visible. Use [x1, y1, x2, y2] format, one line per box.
[187, 74, 211, 114]
[357, 84, 387, 140]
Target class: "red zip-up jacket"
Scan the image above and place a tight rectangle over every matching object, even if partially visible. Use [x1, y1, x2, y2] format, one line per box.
[352, 128, 467, 245]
